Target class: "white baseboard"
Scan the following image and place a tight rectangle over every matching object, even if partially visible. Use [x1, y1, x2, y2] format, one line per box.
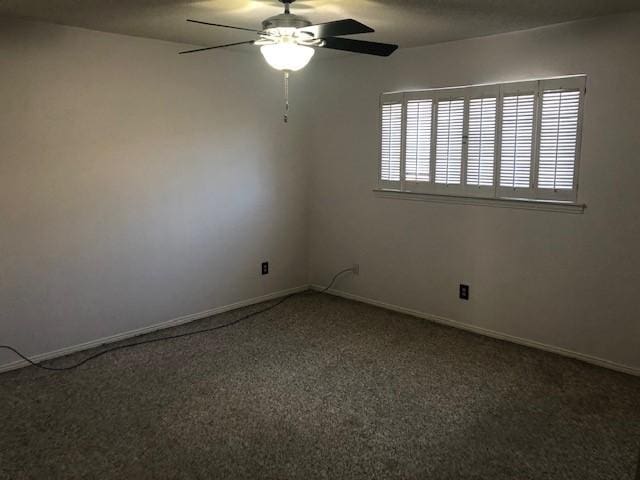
[311, 284, 640, 377]
[0, 285, 309, 374]
[5, 283, 637, 377]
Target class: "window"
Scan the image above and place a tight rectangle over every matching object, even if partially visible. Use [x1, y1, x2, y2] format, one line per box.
[405, 100, 432, 182]
[499, 94, 535, 189]
[467, 96, 497, 188]
[379, 100, 402, 182]
[378, 76, 585, 203]
[435, 98, 464, 185]
[538, 90, 581, 193]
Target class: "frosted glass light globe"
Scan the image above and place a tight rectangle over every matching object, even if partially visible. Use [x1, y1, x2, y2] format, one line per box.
[260, 43, 315, 71]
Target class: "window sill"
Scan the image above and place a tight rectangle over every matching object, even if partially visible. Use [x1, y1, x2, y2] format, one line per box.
[373, 189, 586, 214]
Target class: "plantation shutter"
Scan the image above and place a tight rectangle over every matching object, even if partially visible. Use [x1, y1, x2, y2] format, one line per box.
[379, 96, 403, 187]
[435, 98, 465, 186]
[499, 94, 535, 188]
[377, 76, 585, 202]
[404, 99, 433, 183]
[535, 77, 584, 201]
[466, 96, 497, 188]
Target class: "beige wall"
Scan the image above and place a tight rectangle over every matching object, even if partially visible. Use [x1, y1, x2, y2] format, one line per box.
[0, 18, 310, 366]
[306, 12, 640, 371]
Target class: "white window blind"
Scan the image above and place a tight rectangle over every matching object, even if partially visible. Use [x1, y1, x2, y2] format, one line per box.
[538, 90, 581, 190]
[435, 99, 464, 185]
[467, 97, 497, 187]
[380, 102, 402, 181]
[405, 100, 432, 182]
[499, 94, 535, 189]
[378, 75, 585, 204]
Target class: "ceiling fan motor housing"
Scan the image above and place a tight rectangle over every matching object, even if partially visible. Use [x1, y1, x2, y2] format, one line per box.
[262, 13, 311, 31]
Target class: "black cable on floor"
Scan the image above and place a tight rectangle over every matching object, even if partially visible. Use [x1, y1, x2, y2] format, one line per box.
[0, 267, 354, 373]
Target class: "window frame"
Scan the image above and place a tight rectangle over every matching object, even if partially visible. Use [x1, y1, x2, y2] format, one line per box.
[378, 75, 586, 204]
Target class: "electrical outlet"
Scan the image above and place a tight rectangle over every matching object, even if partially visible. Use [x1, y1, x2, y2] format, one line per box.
[352, 263, 360, 275]
[261, 262, 269, 275]
[459, 284, 469, 300]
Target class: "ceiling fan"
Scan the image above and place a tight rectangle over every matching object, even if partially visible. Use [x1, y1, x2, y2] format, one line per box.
[179, 0, 398, 122]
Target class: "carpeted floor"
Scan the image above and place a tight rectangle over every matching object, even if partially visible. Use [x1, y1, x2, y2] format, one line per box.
[1, 293, 639, 479]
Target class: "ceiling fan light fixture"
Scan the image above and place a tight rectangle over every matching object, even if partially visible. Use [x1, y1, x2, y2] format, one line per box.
[182, 1, 398, 121]
[260, 42, 315, 71]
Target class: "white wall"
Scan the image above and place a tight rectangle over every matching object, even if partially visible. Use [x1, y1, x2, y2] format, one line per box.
[2, 12, 639, 374]
[0, 18, 310, 367]
[306, 12, 640, 371]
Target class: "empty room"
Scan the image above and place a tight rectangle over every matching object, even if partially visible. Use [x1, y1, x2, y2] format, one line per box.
[1, 1, 639, 478]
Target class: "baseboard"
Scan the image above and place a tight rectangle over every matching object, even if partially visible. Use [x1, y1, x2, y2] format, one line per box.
[311, 284, 640, 377]
[0, 285, 310, 374]
[5, 283, 637, 377]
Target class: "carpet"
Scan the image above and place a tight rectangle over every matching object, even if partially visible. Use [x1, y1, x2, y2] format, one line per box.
[1, 293, 639, 479]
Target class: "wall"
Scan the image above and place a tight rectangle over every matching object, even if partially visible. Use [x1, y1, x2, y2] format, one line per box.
[2, 13, 639, 374]
[0, 18, 310, 368]
[307, 12, 640, 372]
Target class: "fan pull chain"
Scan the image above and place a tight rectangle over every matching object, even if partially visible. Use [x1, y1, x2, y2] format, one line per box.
[283, 71, 290, 123]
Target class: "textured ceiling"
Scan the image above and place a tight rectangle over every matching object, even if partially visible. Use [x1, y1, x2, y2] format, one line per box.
[1, 0, 639, 51]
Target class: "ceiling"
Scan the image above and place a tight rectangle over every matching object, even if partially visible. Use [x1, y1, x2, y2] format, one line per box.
[1, 0, 639, 51]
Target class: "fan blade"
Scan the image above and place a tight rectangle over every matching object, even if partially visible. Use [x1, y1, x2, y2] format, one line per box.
[299, 19, 373, 38]
[186, 19, 259, 33]
[179, 40, 255, 55]
[320, 37, 398, 56]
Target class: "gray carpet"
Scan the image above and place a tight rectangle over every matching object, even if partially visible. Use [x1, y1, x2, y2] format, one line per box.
[1, 293, 639, 479]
